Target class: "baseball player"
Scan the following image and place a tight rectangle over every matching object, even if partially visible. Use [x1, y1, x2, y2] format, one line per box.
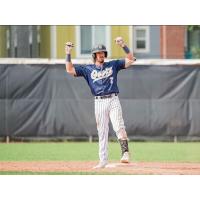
[65, 37, 136, 168]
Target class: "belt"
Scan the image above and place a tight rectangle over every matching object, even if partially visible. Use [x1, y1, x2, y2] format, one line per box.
[95, 93, 118, 99]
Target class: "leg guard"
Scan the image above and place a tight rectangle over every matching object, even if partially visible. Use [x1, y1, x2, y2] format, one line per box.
[119, 139, 129, 155]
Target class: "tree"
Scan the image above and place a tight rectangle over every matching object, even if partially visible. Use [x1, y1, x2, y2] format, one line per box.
[187, 25, 200, 31]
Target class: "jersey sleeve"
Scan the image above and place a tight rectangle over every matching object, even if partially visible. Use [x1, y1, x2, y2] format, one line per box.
[114, 59, 126, 72]
[74, 65, 87, 77]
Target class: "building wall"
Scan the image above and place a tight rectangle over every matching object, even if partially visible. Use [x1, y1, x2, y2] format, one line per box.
[111, 26, 130, 58]
[55, 25, 130, 59]
[32, 26, 39, 58]
[40, 26, 51, 58]
[0, 26, 7, 57]
[160, 26, 186, 58]
[1, 25, 187, 59]
[150, 26, 161, 58]
[14, 26, 30, 57]
[2, 26, 40, 58]
[56, 26, 75, 59]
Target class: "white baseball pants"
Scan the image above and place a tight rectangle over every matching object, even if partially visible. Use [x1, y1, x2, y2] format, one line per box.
[94, 95, 126, 163]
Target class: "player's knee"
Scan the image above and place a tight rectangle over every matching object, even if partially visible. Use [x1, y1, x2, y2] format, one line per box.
[117, 128, 128, 140]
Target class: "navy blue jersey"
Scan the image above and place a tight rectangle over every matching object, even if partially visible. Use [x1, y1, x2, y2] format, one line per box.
[74, 59, 125, 96]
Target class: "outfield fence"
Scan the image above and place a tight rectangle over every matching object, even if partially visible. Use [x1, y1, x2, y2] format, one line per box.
[1, 58, 200, 142]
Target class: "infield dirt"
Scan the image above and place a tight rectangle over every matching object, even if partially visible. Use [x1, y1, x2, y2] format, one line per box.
[0, 161, 200, 174]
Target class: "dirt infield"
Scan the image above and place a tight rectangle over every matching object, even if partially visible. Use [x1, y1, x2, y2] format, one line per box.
[1, 161, 200, 174]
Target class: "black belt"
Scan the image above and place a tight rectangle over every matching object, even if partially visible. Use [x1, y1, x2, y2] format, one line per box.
[95, 93, 118, 99]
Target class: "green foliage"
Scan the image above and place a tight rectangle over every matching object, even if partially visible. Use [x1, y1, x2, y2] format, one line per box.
[187, 26, 200, 58]
[187, 25, 200, 31]
[191, 47, 200, 58]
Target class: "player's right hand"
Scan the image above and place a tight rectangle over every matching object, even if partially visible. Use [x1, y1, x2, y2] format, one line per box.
[65, 42, 74, 54]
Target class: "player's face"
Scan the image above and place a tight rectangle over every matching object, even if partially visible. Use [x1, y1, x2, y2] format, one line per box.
[96, 52, 105, 64]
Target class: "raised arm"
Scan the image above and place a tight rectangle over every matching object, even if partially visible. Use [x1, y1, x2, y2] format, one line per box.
[65, 42, 77, 76]
[115, 36, 136, 68]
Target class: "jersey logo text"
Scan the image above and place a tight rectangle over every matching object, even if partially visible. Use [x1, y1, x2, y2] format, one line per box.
[91, 67, 113, 82]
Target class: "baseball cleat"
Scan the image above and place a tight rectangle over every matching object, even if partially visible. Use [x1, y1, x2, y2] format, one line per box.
[93, 161, 107, 169]
[120, 152, 130, 163]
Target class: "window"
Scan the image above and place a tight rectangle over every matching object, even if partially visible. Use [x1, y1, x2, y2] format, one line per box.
[133, 26, 150, 53]
[76, 26, 110, 57]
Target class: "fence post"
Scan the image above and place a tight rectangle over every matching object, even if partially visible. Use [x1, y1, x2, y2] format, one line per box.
[6, 136, 10, 144]
[174, 135, 177, 143]
[89, 136, 93, 143]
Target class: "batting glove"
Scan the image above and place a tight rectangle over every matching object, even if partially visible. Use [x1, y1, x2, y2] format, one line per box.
[115, 36, 125, 47]
[65, 42, 74, 54]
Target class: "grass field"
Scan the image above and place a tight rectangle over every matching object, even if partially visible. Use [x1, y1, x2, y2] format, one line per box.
[0, 142, 200, 162]
[0, 142, 200, 174]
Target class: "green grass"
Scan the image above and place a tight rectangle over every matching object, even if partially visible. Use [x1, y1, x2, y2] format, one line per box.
[0, 142, 200, 162]
[0, 142, 99, 161]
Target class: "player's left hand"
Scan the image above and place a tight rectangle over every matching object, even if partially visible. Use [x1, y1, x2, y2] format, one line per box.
[115, 36, 125, 47]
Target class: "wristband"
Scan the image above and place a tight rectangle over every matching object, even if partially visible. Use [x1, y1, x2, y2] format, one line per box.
[66, 54, 71, 62]
[122, 45, 130, 54]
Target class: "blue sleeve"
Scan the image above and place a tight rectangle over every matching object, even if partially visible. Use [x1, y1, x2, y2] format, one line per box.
[74, 65, 87, 77]
[114, 59, 125, 72]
